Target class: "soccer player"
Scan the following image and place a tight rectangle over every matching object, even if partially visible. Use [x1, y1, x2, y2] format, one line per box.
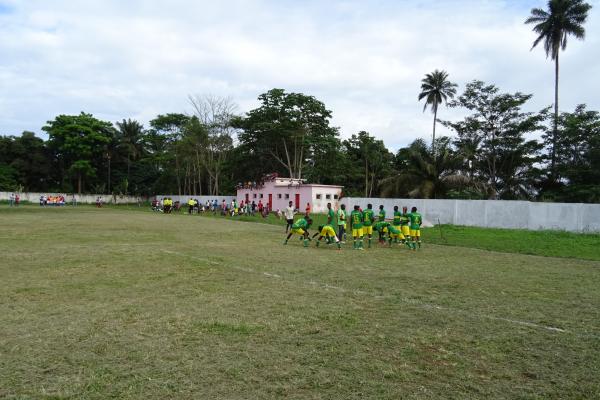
[313, 224, 341, 249]
[362, 204, 375, 248]
[387, 223, 404, 246]
[349, 205, 364, 250]
[373, 221, 389, 245]
[326, 202, 335, 225]
[337, 204, 347, 243]
[377, 204, 386, 243]
[374, 221, 404, 247]
[400, 206, 411, 246]
[283, 216, 313, 247]
[393, 205, 401, 228]
[408, 207, 423, 250]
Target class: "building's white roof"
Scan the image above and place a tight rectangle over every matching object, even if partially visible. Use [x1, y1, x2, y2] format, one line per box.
[272, 179, 342, 189]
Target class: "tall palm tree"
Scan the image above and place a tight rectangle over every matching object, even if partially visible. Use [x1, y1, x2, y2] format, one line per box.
[418, 70, 458, 159]
[525, 0, 592, 178]
[116, 119, 144, 186]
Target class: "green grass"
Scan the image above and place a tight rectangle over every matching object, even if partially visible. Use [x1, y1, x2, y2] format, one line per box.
[172, 208, 600, 261]
[1, 206, 600, 398]
[425, 224, 600, 261]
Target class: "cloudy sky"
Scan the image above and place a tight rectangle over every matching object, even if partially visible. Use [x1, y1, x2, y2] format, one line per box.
[1, 0, 598, 149]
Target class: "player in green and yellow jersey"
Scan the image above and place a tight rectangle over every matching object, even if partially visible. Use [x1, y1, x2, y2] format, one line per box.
[326, 202, 335, 225]
[373, 221, 389, 246]
[373, 221, 404, 247]
[393, 205, 402, 227]
[362, 204, 375, 248]
[387, 223, 404, 246]
[283, 216, 313, 247]
[408, 207, 422, 250]
[313, 224, 341, 249]
[349, 205, 364, 250]
[400, 206, 411, 246]
[377, 205, 386, 244]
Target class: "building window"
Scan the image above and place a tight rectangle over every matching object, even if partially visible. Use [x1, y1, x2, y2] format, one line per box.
[260, 194, 263, 199]
[333, 194, 339, 200]
[253, 194, 257, 199]
[277, 194, 282, 199]
[326, 194, 331, 200]
[316, 194, 322, 200]
[285, 194, 290, 199]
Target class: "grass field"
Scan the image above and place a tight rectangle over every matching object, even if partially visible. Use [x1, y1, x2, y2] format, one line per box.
[1, 206, 600, 399]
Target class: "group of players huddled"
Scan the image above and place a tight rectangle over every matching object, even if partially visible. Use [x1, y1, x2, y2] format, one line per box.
[284, 202, 423, 251]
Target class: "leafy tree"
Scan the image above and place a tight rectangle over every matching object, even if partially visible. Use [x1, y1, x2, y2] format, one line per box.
[116, 119, 145, 189]
[441, 81, 546, 199]
[379, 138, 468, 199]
[149, 113, 192, 195]
[0, 164, 18, 191]
[545, 105, 600, 202]
[235, 89, 339, 180]
[43, 113, 115, 193]
[525, 0, 592, 177]
[189, 95, 237, 195]
[342, 131, 393, 197]
[418, 70, 458, 158]
[0, 132, 54, 191]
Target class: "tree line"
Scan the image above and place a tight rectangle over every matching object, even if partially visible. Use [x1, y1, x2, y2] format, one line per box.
[0, 0, 597, 202]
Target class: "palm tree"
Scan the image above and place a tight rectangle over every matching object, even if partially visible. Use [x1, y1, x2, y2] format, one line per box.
[379, 138, 473, 199]
[418, 70, 458, 159]
[525, 0, 592, 178]
[116, 119, 144, 186]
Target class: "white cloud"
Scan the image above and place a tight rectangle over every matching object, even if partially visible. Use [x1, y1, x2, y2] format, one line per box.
[0, 0, 599, 150]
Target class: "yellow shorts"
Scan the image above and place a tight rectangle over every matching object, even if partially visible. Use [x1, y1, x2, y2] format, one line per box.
[363, 226, 373, 235]
[292, 228, 305, 235]
[352, 228, 363, 237]
[388, 229, 404, 240]
[410, 229, 420, 237]
[402, 225, 410, 236]
[320, 226, 336, 237]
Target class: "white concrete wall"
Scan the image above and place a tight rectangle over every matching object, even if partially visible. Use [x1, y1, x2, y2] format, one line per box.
[0, 191, 142, 204]
[340, 197, 600, 233]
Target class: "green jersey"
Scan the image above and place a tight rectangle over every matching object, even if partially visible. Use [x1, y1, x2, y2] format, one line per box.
[388, 224, 401, 235]
[363, 209, 375, 226]
[378, 209, 386, 221]
[393, 211, 402, 226]
[373, 221, 388, 232]
[327, 208, 335, 224]
[408, 212, 422, 230]
[400, 213, 410, 226]
[350, 210, 363, 229]
[292, 218, 309, 230]
[336, 209, 346, 226]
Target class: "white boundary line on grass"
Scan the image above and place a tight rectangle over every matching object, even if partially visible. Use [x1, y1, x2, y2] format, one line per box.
[161, 249, 574, 335]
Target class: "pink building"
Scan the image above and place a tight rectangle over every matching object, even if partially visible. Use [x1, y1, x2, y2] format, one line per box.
[236, 177, 343, 213]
